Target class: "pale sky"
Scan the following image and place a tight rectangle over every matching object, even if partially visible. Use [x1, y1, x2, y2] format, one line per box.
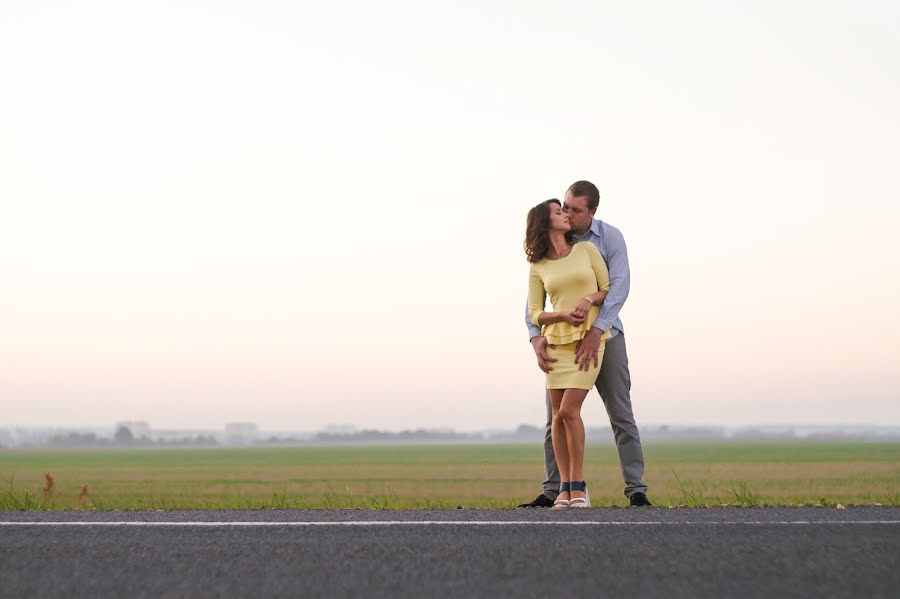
[2, 1, 898, 431]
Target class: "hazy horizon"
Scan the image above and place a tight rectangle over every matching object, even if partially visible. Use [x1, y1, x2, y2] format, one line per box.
[5, 420, 900, 434]
[2, 1, 899, 430]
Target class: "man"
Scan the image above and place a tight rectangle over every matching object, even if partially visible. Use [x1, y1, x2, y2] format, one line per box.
[519, 180, 651, 508]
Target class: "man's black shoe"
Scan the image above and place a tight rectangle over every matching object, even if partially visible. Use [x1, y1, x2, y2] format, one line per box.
[517, 494, 555, 508]
[629, 492, 652, 507]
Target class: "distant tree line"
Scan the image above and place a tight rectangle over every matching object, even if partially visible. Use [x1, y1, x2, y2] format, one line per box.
[39, 426, 219, 448]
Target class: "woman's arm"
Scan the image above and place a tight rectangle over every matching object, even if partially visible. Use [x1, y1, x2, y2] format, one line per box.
[584, 289, 609, 306]
[527, 267, 546, 327]
[537, 310, 583, 326]
[570, 290, 607, 321]
[569, 245, 611, 321]
[587, 243, 611, 294]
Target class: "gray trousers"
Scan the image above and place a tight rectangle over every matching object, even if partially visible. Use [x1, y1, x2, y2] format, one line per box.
[541, 333, 647, 499]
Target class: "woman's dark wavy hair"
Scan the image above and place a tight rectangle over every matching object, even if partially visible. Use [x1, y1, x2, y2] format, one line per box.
[524, 199, 576, 263]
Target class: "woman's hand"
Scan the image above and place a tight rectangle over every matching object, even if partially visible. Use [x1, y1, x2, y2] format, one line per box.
[569, 298, 593, 321]
[563, 309, 586, 326]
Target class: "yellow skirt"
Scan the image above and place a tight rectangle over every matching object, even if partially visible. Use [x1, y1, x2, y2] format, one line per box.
[546, 340, 605, 390]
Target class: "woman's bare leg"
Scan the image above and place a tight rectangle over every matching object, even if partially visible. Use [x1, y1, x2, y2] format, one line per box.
[549, 389, 569, 501]
[559, 388, 589, 499]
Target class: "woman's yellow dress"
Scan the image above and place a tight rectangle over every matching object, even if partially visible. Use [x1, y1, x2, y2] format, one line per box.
[528, 242, 611, 390]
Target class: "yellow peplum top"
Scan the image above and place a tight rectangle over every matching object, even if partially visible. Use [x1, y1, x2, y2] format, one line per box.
[528, 242, 612, 345]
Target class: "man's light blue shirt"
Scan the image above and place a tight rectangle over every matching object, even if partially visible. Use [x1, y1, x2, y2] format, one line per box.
[526, 219, 630, 341]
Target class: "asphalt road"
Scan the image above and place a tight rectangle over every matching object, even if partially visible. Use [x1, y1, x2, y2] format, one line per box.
[1, 507, 898, 598]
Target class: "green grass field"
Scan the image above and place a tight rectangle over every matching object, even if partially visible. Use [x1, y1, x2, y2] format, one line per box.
[1, 443, 898, 510]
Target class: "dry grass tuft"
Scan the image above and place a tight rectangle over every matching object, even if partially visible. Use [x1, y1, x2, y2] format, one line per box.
[77, 484, 90, 508]
[42, 473, 55, 505]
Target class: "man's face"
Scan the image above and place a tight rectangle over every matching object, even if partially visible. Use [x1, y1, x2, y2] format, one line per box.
[563, 193, 595, 234]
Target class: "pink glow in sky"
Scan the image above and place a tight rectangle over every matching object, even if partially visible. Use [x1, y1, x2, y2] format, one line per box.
[1, 1, 898, 430]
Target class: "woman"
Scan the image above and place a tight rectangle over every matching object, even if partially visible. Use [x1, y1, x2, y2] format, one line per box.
[525, 199, 611, 508]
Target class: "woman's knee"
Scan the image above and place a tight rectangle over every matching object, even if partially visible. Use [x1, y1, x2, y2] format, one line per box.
[558, 406, 582, 424]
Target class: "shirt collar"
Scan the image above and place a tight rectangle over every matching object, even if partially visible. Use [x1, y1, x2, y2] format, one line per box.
[576, 219, 602, 241]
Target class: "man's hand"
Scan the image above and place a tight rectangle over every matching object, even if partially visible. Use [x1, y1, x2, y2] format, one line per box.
[530, 336, 557, 373]
[574, 328, 603, 372]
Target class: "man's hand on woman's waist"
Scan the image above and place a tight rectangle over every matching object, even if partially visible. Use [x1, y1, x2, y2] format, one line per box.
[530, 336, 557, 373]
[575, 328, 604, 372]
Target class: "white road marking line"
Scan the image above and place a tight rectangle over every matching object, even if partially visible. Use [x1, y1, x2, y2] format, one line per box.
[1, 520, 899, 527]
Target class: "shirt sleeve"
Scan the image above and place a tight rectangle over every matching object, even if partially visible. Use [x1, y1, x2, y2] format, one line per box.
[592, 228, 630, 333]
[527, 265, 546, 331]
[525, 298, 542, 340]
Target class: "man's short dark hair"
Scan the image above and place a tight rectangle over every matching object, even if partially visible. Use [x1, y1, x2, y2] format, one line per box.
[567, 180, 600, 211]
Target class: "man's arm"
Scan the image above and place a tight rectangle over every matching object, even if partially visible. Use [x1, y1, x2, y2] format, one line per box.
[525, 299, 541, 341]
[591, 226, 630, 334]
[575, 226, 630, 371]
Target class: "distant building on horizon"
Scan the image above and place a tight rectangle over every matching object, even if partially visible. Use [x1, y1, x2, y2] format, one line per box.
[116, 420, 151, 438]
[225, 422, 258, 446]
